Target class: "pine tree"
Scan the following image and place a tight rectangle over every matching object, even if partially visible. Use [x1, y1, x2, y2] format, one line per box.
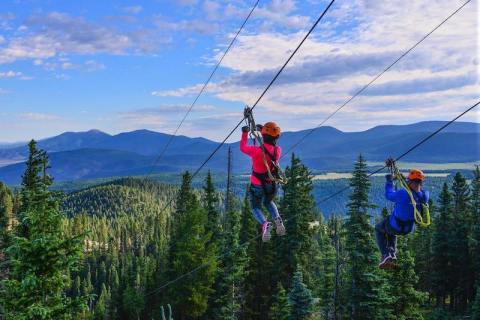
[450, 172, 472, 312]
[0, 182, 13, 240]
[409, 199, 434, 297]
[343, 155, 385, 319]
[431, 183, 453, 307]
[0, 182, 13, 280]
[470, 167, 480, 290]
[386, 237, 427, 319]
[242, 185, 276, 320]
[122, 285, 144, 319]
[1, 141, 87, 319]
[270, 282, 290, 320]
[165, 172, 217, 319]
[472, 287, 480, 320]
[314, 215, 337, 319]
[94, 283, 110, 320]
[203, 171, 221, 243]
[288, 271, 314, 320]
[211, 197, 247, 320]
[277, 154, 316, 286]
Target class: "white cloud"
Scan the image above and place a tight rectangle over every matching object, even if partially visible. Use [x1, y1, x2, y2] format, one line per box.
[152, 84, 208, 97]
[122, 6, 143, 14]
[0, 12, 167, 65]
[20, 112, 62, 121]
[254, 0, 311, 30]
[203, 0, 221, 21]
[153, 15, 219, 35]
[161, 0, 478, 138]
[0, 70, 22, 78]
[84, 60, 106, 71]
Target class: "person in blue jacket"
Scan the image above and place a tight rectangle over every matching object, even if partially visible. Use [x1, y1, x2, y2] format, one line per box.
[375, 168, 429, 269]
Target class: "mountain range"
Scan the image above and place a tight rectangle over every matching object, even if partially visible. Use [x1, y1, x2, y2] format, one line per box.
[0, 121, 478, 184]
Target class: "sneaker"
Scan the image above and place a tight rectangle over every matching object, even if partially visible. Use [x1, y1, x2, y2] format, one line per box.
[262, 222, 273, 242]
[274, 217, 286, 236]
[379, 254, 393, 269]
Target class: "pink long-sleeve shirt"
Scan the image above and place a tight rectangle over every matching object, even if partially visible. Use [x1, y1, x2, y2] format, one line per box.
[240, 132, 282, 186]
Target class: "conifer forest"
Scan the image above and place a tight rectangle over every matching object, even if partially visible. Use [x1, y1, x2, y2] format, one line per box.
[0, 140, 478, 320]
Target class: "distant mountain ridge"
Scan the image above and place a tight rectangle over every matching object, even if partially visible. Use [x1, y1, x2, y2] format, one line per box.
[0, 121, 478, 184]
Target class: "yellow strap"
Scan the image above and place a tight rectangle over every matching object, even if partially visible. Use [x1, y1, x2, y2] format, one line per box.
[394, 168, 430, 228]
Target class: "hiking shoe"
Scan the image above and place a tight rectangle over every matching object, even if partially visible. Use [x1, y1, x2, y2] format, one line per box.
[274, 217, 286, 236]
[262, 222, 273, 242]
[379, 254, 393, 269]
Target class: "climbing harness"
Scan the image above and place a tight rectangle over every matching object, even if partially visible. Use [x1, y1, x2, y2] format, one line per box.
[386, 158, 431, 228]
[244, 106, 288, 187]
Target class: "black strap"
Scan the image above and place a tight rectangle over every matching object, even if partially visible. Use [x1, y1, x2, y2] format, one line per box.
[393, 215, 414, 235]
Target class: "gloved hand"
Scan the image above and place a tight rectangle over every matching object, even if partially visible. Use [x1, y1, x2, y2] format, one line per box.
[244, 107, 252, 118]
[242, 126, 250, 133]
[385, 174, 394, 182]
[256, 124, 263, 131]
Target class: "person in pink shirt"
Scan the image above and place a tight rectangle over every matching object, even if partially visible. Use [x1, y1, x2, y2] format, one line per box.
[241, 121, 286, 242]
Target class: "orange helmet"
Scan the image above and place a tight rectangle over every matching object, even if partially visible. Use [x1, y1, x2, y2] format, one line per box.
[408, 169, 425, 182]
[261, 122, 281, 138]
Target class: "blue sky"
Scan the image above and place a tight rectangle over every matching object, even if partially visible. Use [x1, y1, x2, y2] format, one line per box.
[0, 0, 478, 142]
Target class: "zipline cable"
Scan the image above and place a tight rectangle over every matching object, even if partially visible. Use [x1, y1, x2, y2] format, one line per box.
[145, 0, 261, 178]
[189, 0, 337, 180]
[145, 99, 479, 298]
[144, 0, 473, 296]
[143, 0, 337, 297]
[281, 0, 472, 158]
[317, 100, 479, 205]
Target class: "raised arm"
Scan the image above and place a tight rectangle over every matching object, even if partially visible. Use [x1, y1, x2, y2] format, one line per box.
[240, 131, 255, 156]
[385, 180, 399, 202]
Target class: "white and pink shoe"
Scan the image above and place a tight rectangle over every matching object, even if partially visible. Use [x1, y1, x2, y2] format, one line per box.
[262, 222, 273, 242]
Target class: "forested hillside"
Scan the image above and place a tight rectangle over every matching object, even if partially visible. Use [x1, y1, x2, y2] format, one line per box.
[1, 142, 479, 319]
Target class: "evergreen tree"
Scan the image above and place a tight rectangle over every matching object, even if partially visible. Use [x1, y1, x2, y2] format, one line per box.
[122, 285, 144, 319]
[0, 182, 13, 240]
[165, 172, 217, 319]
[270, 282, 290, 320]
[242, 185, 276, 320]
[1, 141, 87, 319]
[211, 197, 247, 320]
[314, 215, 337, 318]
[288, 271, 314, 320]
[94, 283, 110, 320]
[409, 199, 434, 297]
[343, 155, 385, 319]
[470, 167, 480, 289]
[431, 183, 453, 307]
[386, 237, 427, 319]
[472, 287, 480, 320]
[203, 171, 221, 243]
[450, 172, 472, 312]
[278, 154, 316, 286]
[0, 182, 13, 280]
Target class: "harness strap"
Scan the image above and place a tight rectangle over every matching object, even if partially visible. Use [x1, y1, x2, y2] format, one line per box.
[394, 167, 431, 227]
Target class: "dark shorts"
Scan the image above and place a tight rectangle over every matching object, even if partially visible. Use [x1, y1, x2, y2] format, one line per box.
[250, 183, 277, 209]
